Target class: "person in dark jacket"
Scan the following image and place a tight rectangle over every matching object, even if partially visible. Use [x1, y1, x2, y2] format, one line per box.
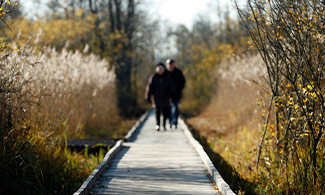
[166, 59, 185, 129]
[145, 63, 174, 131]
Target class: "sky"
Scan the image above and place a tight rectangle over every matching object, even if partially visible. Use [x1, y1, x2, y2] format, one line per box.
[143, 0, 241, 28]
[18, 0, 244, 60]
[21, 0, 241, 28]
[146, 0, 218, 28]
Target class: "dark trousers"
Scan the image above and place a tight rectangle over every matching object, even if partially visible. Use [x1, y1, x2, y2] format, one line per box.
[170, 99, 179, 126]
[156, 106, 170, 128]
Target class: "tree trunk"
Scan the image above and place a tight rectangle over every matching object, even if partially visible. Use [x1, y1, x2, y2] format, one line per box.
[108, 0, 137, 116]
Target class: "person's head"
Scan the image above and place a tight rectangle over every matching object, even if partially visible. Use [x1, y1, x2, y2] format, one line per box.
[166, 59, 175, 72]
[156, 62, 165, 75]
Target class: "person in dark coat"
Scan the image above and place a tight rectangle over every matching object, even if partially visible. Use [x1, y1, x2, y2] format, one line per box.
[145, 63, 174, 131]
[166, 59, 185, 129]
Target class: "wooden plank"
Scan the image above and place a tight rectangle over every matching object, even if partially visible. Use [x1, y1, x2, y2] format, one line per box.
[74, 140, 123, 195]
[74, 111, 151, 195]
[180, 119, 235, 195]
[90, 113, 220, 195]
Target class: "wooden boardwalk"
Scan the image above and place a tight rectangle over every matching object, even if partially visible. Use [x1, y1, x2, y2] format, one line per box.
[89, 112, 220, 194]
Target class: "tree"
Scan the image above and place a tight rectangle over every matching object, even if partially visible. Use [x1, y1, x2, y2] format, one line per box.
[108, 0, 137, 116]
[167, 14, 248, 112]
[237, 0, 324, 193]
[40, 0, 157, 116]
[0, 0, 21, 30]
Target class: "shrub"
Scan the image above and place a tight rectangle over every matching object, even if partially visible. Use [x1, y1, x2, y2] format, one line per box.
[237, 0, 324, 193]
[187, 54, 266, 194]
[0, 34, 118, 193]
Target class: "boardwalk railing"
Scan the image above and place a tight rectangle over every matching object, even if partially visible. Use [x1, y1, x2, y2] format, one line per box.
[179, 119, 234, 194]
[73, 110, 151, 195]
[74, 109, 235, 195]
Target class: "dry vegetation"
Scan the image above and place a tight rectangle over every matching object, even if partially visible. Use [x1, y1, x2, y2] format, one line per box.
[189, 55, 264, 137]
[187, 54, 266, 193]
[188, 0, 324, 194]
[2, 31, 121, 138]
[238, 0, 324, 193]
[0, 1, 150, 194]
[1, 0, 323, 194]
[0, 33, 134, 194]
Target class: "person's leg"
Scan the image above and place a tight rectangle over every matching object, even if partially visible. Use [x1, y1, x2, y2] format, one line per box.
[162, 107, 170, 131]
[170, 101, 176, 127]
[155, 107, 161, 131]
[168, 108, 173, 128]
[169, 106, 173, 128]
[173, 100, 179, 128]
[169, 100, 173, 128]
[163, 113, 166, 131]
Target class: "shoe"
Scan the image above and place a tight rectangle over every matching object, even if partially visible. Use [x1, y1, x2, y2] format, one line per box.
[156, 125, 160, 131]
[170, 124, 172, 129]
[175, 124, 177, 129]
[163, 126, 167, 131]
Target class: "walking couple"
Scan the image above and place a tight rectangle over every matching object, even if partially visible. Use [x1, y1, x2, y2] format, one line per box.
[145, 59, 185, 131]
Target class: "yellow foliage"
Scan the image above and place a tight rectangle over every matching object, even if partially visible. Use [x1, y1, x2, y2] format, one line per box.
[3, 17, 102, 55]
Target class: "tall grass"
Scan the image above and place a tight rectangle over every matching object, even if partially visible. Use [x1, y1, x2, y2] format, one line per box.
[187, 54, 268, 193]
[0, 33, 129, 194]
[237, 0, 324, 193]
[189, 43, 324, 193]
